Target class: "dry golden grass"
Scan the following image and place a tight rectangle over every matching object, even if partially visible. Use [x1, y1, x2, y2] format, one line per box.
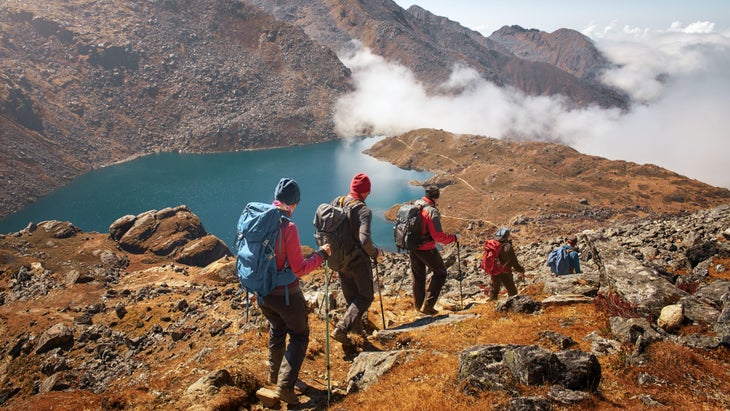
[311, 272, 730, 411]
[2, 233, 729, 409]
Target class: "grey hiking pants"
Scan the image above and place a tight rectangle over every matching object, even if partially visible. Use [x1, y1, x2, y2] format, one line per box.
[409, 248, 448, 310]
[258, 284, 309, 390]
[335, 259, 374, 334]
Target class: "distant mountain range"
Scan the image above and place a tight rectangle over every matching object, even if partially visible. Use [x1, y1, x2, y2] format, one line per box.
[0, 0, 711, 222]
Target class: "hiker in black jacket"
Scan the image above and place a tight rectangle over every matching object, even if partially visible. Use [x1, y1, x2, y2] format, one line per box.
[489, 227, 525, 300]
[330, 173, 384, 346]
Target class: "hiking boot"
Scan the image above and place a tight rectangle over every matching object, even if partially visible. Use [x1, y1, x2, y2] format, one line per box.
[420, 305, 438, 316]
[331, 328, 351, 345]
[275, 386, 300, 405]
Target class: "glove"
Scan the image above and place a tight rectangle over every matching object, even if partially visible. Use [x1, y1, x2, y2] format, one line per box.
[318, 244, 331, 261]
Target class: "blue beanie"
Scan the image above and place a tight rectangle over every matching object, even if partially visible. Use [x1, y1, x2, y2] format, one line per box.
[495, 227, 510, 239]
[274, 178, 300, 205]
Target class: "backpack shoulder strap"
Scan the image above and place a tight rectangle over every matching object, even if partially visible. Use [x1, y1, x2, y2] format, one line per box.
[274, 209, 292, 270]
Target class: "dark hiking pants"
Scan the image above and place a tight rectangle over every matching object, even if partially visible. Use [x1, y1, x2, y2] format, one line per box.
[489, 272, 518, 300]
[409, 248, 448, 310]
[335, 260, 374, 334]
[258, 285, 309, 390]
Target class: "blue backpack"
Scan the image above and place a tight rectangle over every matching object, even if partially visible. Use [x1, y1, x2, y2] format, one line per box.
[547, 246, 570, 275]
[234, 202, 296, 299]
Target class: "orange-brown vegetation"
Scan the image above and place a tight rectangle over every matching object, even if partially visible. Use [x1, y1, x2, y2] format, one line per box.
[1, 223, 729, 409]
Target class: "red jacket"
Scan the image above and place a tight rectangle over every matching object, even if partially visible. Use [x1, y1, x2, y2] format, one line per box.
[416, 197, 457, 250]
[273, 204, 323, 286]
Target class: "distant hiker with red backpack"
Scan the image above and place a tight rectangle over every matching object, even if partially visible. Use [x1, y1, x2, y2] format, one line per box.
[328, 173, 384, 347]
[481, 227, 524, 301]
[407, 185, 458, 316]
[236, 177, 331, 406]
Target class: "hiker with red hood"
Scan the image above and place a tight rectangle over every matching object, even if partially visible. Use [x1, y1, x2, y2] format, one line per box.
[329, 173, 384, 346]
[409, 185, 458, 315]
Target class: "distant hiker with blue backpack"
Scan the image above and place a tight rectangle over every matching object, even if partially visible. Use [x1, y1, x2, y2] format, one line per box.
[234, 177, 330, 406]
[481, 227, 524, 301]
[405, 185, 458, 316]
[328, 173, 384, 347]
[547, 236, 581, 275]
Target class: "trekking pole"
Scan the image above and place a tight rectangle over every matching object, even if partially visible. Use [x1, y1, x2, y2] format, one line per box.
[244, 290, 250, 323]
[318, 270, 335, 315]
[324, 262, 331, 406]
[456, 241, 464, 311]
[372, 258, 387, 330]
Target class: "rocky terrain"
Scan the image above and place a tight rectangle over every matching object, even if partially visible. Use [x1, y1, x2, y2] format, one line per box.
[2, 2, 730, 408]
[0, 197, 728, 409]
[0, 0, 631, 219]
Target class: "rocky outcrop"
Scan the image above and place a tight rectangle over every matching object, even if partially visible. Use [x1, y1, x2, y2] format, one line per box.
[110, 205, 232, 267]
[458, 344, 601, 394]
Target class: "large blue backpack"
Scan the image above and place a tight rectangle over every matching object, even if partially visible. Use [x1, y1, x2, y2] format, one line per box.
[547, 246, 570, 275]
[234, 202, 296, 299]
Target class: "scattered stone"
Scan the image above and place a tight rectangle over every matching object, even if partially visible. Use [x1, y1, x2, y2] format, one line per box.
[495, 295, 542, 314]
[185, 369, 233, 397]
[657, 304, 684, 331]
[255, 387, 280, 408]
[346, 350, 418, 394]
[35, 323, 74, 354]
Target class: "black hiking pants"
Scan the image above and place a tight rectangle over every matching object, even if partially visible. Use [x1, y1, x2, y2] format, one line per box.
[409, 248, 448, 310]
[258, 285, 309, 390]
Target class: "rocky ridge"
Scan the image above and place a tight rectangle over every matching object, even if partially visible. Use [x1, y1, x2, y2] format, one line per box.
[367, 129, 730, 244]
[0, 201, 728, 409]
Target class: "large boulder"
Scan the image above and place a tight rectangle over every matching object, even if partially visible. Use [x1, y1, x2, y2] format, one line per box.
[458, 344, 601, 395]
[111, 206, 232, 266]
[591, 237, 688, 318]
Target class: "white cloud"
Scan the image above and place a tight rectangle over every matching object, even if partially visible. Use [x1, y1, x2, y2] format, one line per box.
[333, 25, 730, 189]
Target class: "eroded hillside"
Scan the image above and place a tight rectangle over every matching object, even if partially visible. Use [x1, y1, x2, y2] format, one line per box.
[0, 0, 351, 217]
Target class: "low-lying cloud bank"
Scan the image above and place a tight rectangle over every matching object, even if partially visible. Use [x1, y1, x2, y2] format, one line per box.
[333, 24, 730, 189]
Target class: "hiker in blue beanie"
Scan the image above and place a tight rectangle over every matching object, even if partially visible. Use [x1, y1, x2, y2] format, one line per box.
[262, 177, 330, 406]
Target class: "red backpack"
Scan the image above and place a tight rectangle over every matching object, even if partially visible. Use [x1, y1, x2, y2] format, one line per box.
[481, 239, 507, 276]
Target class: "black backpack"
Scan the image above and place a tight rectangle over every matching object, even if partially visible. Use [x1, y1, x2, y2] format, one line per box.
[313, 196, 364, 271]
[393, 202, 430, 250]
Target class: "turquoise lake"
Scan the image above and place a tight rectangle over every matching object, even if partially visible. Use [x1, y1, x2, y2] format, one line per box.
[0, 137, 431, 251]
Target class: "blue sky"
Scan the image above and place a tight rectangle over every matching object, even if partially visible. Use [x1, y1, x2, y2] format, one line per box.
[393, 0, 730, 35]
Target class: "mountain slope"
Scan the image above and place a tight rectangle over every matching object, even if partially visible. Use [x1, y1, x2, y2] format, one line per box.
[1, 204, 728, 410]
[0, 0, 351, 216]
[245, 0, 628, 108]
[366, 129, 730, 243]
